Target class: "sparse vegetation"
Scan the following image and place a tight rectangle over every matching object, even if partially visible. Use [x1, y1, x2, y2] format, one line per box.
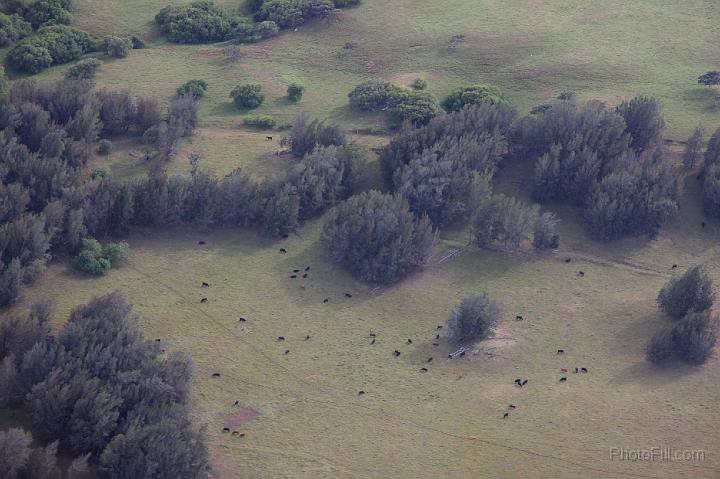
[287, 82, 305, 102]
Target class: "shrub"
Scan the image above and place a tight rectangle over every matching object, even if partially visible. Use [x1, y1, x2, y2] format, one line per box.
[616, 95, 665, 151]
[261, 183, 299, 237]
[130, 35, 145, 49]
[698, 71, 720, 86]
[23, 0, 73, 29]
[256, 0, 334, 29]
[412, 77, 427, 90]
[155, 1, 238, 43]
[230, 83, 264, 109]
[388, 91, 441, 127]
[0, 13, 32, 47]
[348, 80, 405, 111]
[64, 58, 102, 80]
[101, 35, 133, 57]
[442, 84, 507, 112]
[177, 79, 208, 99]
[97, 139, 113, 155]
[102, 241, 129, 266]
[243, 114, 277, 128]
[287, 82, 304, 102]
[286, 112, 347, 157]
[648, 311, 718, 365]
[256, 20, 280, 38]
[73, 238, 111, 275]
[657, 265, 714, 320]
[447, 293, 503, 343]
[322, 190, 435, 283]
[7, 25, 96, 74]
[0, 68, 8, 98]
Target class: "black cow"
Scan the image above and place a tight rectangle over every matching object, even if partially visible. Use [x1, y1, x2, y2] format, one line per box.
[266, 136, 273, 141]
[282, 234, 289, 239]
[559, 377, 567, 382]
[503, 412, 509, 419]
[436, 334, 440, 339]
[345, 293, 353, 298]
[305, 335, 311, 340]
[436, 325, 443, 330]
[358, 390, 365, 395]
[212, 373, 221, 377]
[427, 357, 433, 363]
[239, 317, 246, 322]
[514, 378, 522, 384]
[233, 400, 240, 406]
[508, 404, 516, 410]
[574, 367, 579, 373]
[557, 349, 565, 354]
[369, 332, 376, 337]
[420, 367, 428, 373]
[277, 336, 285, 341]
[155, 338, 161, 342]
[302, 273, 308, 278]
[580, 367, 588, 373]
[406, 339, 413, 344]
[293, 269, 300, 273]
[393, 350, 401, 357]
[702, 221, 706, 228]
[198, 241, 206, 245]
[202, 282, 210, 287]
[370, 338, 376, 345]
[323, 298, 329, 303]
[671, 264, 678, 269]
[565, 257, 572, 263]
[285, 349, 290, 355]
[448, 354, 453, 359]
[290, 275, 297, 279]
[521, 379, 528, 386]
[279, 248, 287, 253]
[459, 351, 465, 357]
[305, 266, 310, 271]
[515, 315, 524, 321]
[222, 427, 230, 433]
[201, 298, 208, 303]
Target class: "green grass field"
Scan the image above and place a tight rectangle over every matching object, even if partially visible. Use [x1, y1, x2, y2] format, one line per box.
[4, 1, 720, 478]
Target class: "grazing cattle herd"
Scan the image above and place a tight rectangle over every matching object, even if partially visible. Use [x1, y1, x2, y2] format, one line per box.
[193, 244, 597, 433]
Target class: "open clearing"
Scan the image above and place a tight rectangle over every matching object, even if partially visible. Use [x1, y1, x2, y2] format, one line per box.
[4, 0, 720, 478]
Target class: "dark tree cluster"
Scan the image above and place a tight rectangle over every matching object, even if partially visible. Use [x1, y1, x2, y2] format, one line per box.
[447, 293, 503, 344]
[0, 12, 33, 47]
[347, 80, 442, 127]
[155, 1, 239, 44]
[0, 427, 91, 479]
[0, 78, 195, 306]
[441, 84, 507, 112]
[253, 0, 360, 29]
[285, 111, 347, 157]
[7, 24, 96, 73]
[380, 103, 515, 225]
[73, 238, 129, 275]
[0, 292, 210, 478]
[519, 95, 678, 240]
[322, 190, 435, 283]
[648, 266, 717, 364]
[4, 0, 73, 30]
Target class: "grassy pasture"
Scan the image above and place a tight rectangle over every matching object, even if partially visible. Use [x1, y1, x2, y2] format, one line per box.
[7, 166, 720, 479]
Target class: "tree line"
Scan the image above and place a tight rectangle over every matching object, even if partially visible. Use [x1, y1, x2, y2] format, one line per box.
[0, 292, 210, 478]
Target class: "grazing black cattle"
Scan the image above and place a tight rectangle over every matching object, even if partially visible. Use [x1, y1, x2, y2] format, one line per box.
[302, 273, 308, 278]
[578, 271, 585, 277]
[435, 334, 440, 340]
[277, 336, 285, 341]
[427, 357, 433, 363]
[420, 367, 428, 373]
[557, 349, 565, 354]
[290, 275, 297, 278]
[574, 367, 579, 373]
[323, 298, 329, 303]
[198, 241, 206, 245]
[702, 221, 706, 228]
[200, 298, 208, 303]
[369, 332, 376, 337]
[222, 427, 230, 433]
[580, 367, 588, 373]
[370, 338, 376, 345]
[436, 325, 443, 330]
[503, 412, 509, 419]
[212, 373, 221, 377]
[155, 338, 161, 342]
[233, 400, 240, 406]
[293, 269, 300, 273]
[393, 350, 401, 357]
[202, 282, 210, 287]
[672, 264, 677, 269]
[515, 315, 523, 321]
[406, 339, 413, 344]
[521, 379, 528, 386]
[358, 390, 365, 395]
[565, 257, 571, 263]
[285, 349, 290, 354]
[514, 378, 522, 384]
[508, 404, 516, 410]
[239, 317, 246, 322]
[305, 266, 311, 271]
[345, 293, 353, 298]
[266, 136, 273, 140]
[559, 377, 567, 382]
[305, 335, 311, 340]
[282, 234, 289, 238]
[448, 354, 453, 359]
[279, 248, 287, 253]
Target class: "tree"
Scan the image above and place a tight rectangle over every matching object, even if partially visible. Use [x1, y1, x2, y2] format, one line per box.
[261, 182, 299, 237]
[616, 95, 665, 151]
[447, 293, 503, 343]
[322, 191, 435, 283]
[647, 311, 718, 365]
[441, 84, 507, 112]
[286, 112, 347, 157]
[682, 125, 704, 169]
[0, 428, 32, 479]
[7, 25, 96, 74]
[0, 67, 8, 98]
[73, 238, 111, 275]
[0, 13, 32, 47]
[23, 0, 73, 29]
[65, 58, 102, 80]
[412, 77, 427, 90]
[657, 265, 714, 320]
[155, 2, 237, 43]
[230, 83, 264, 109]
[698, 71, 720, 86]
[287, 82, 304, 102]
[348, 80, 405, 111]
[388, 91, 442, 127]
[177, 79, 208, 99]
[101, 36, 133, 57]
[703, 127, 720, 175]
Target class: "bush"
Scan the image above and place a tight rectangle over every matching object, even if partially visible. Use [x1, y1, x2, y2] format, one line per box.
[256, 0, 334, 29]
[657, 265, 714, 320]
[0, 13, 32, 47]
[243, 114, 277, 128]
[64, 58, 102, 80]
[648, 311, 718, 365]
[616, 95, 665, 151]
[322, 190, 435, 283]
[441, 84, 507, 112]
[102, 241, 129, 266]
[287, 82, 304, 102]
[388, 91, 441, 127]
[412, 77, 427, 90]
[0, 68, 8, 98]
[73, 238, 129, 275]
[155, 1, 238, 43]
[447, 293, 503, 343]
[286, 112, 347, 157]
[256, 20, 280, 38]
[101, 35, 133, 57]
[348, 80, 406, 111]
[23, 0, 73, 29]
[698, 71, 720, 86]
[230, 83, 264, 109]
[130, 35, 145, 49]
[177, 79, 208, 99]
[97, 139, 113, 155]
[7, 25, 96, 74]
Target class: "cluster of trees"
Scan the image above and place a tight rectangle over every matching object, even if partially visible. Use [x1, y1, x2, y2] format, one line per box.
[0, 427, 91, 478]
[0, 11, 33, 47]
[447, 293, 503, 343]
[2, 0, 73, 30]
[322, 190, 435, 283]
[7, 24, 96, 73]
[156, 0, 360, 45]
[441, 84, 507, 112]
[73, 238, 129, 275]
[0, 77, 198, 306]
[518, 94, 679, 240]
[647, 266, 717, 364]
[0, 292, 210, 477]
[347, 80, 441, 127]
